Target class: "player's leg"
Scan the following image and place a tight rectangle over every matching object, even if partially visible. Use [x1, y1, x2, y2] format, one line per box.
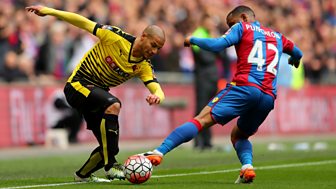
[143, 106, 214, 165]
[73, 151, 111, 183]
[231, 126, 253, 169]
[74, 146, 105, 178]
[73, 110, 105, 178]
[64, 83, 108, 182]
[143, 84, 238, 165]
[73, 145, 112, 183]
[84, 87, 125, 180]
[159, 106, 214, 153]
[231, 125, 256, 184]
[74, 108, 123, 181]
[64, 83, 124, 180]
[232, 90, 274, 184]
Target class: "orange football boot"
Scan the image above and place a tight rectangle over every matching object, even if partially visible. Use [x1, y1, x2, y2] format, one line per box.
[235, 167, 256, 184]
[141, 150, 163, 166]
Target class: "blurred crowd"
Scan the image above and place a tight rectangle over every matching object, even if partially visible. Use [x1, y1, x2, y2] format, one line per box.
[0, 0, 335, 85]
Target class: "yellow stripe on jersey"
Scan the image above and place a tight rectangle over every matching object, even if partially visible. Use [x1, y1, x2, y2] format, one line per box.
[70, 81, 90, 97]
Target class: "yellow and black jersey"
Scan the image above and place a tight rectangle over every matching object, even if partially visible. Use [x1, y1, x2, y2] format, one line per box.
[68, 25, 156, 90]
[39, 7, 164, 102]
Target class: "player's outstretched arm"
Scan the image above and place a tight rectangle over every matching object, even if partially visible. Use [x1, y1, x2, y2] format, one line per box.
[184, 23, 241, 51]
[26, 5, 96, 34]
[146, 83, 165, 105]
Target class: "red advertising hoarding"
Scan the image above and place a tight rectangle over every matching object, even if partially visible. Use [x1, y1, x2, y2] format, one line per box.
[0, 84, 335, 148]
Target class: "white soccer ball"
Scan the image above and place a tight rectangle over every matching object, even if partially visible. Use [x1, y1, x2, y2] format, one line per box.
[123, 155, 153, 184]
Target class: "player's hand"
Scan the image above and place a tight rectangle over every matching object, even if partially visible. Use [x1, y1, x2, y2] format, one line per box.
[184, 36, 192, 47]
[288, 57, 300, 68]
[25, 5, 47, 17]
[146, 94, 161, 105]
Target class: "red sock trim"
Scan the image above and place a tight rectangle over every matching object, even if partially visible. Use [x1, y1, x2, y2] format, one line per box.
[189, 119, 202, 132]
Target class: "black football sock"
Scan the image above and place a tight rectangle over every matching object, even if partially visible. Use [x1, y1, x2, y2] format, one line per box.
[100, 114, 119, 171]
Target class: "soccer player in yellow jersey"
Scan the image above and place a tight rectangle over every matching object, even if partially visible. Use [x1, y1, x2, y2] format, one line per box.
[26, 5, 165, 182]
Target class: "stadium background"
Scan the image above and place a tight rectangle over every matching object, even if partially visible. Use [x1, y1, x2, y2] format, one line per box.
[0, 0, 335, 148]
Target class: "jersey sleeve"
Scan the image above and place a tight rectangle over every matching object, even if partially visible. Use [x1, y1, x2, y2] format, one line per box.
[138, 63, 165, 102]
[41, 7, 96, 34]
[282, 35, 303, 60]
[189, 22, 243, 52]
[94, 25, 123, 44]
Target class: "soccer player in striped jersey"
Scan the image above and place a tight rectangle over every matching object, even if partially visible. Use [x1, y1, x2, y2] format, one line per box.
[142, 5, 303, 184]
[26, 5, 165, 182]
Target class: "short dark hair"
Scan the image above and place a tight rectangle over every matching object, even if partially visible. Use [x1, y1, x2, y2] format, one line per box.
[227, 5, 255, 19]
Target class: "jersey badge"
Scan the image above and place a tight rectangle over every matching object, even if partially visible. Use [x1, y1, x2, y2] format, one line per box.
[212, 97, 219, 103]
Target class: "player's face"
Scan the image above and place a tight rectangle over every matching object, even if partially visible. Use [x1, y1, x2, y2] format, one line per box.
[141, 34, 165, 59]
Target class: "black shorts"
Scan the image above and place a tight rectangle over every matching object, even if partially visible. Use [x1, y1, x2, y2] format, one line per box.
[64, 82, 120, 129]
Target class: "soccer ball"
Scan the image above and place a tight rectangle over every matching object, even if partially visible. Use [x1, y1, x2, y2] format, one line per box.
[123, 155, 153, 184]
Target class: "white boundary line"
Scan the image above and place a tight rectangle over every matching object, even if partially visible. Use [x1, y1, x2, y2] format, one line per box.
[2, 159, 336, 189]
[152, 159, 336, 178]
[0, 183, 84, 189]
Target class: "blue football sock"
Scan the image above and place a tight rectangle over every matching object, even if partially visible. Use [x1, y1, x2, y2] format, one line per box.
[234, 139, 253, 166]
[156, 121, 199, 155]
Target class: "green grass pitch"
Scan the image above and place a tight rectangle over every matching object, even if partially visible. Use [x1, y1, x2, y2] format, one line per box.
[1, 136, 336, 189]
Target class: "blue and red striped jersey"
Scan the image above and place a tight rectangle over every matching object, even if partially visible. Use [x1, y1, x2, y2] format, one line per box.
[190, 21, 303, 98]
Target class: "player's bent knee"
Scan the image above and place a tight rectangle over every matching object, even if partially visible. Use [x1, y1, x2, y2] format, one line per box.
[105, 102, 121, 114]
